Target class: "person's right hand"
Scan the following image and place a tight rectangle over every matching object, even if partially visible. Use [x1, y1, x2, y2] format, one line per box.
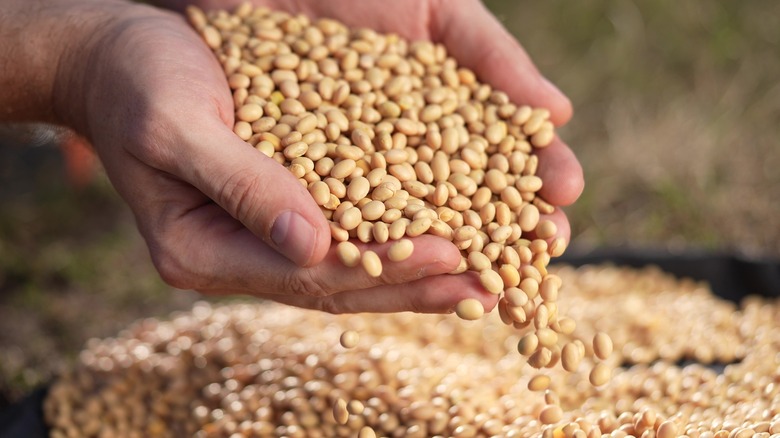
[50, 0, 496, 314]
[168, 0, 585, 241]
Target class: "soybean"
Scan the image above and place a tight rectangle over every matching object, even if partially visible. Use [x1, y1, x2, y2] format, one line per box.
[336, 241, 361, 268]
[455, 298, 484, 321]
[361, 250, 383, 277]
[339, 330, 359, 349]
[593, 332, 613, 360]
[387, 239, 414, 262]
[589, 362, 611, 387]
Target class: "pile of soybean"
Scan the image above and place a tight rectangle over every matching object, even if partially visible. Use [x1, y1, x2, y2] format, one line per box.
[43, 4, 780, 438]
[187, 2, 599, 385]
[44, 264, 780, 437]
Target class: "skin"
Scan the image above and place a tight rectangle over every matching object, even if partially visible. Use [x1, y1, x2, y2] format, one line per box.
[1, 0, 583, 314]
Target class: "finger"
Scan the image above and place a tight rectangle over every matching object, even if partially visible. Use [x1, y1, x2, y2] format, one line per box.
[212, 272, 499, 315]
[309, 234, 464, 293]
[102, 149, 455, 296]
[433, 0, 573, 126]
[157, 201, 464, 295]
[538, 208, 572, 244]
[175, 120, 331, 268]
[81, 15, 331, 268]
[535, 136, 584, 207]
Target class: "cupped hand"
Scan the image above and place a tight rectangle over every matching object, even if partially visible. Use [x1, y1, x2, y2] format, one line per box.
[56, 0, 585, 314]
[184, 0, 584, 238]
[53, 1, 499, 314]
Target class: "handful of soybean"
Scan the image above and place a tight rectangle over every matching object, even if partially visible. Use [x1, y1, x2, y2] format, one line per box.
[189, 3, 610, 382]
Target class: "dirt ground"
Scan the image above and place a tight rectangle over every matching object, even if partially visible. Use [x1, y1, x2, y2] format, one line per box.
[1, 0, 779, 406]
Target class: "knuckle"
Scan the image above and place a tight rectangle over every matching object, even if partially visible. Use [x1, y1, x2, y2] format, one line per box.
[316, 296, 346, 315]
[217, 168, 265, 225]
[127, 110, 181, 171]
[407, 296, 424, 314]
[150, 245, 194, 290]
[146, 222, 212, 291]
[282, 270, 329, 298]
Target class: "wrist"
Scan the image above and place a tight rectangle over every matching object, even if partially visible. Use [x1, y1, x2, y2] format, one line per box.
[50, 1, 168, 136]
[0, 0, 124, 124]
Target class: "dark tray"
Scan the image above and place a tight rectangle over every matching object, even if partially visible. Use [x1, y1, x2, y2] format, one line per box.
[555, 248, 780, 301]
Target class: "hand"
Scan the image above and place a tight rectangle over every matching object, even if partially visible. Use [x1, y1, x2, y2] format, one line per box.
[51, 0, 583, 315]
[176, 0, 585, 237]
[45, 1, 488, 314]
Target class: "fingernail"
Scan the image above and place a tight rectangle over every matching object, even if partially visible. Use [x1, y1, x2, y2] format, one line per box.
[271, 211, 316, 266]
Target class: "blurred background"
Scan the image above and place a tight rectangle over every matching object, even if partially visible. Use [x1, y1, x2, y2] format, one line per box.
[1, 0, 778, 406]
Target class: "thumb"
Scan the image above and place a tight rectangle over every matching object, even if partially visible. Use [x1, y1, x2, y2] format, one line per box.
[180, 121, 331, 267]
[433, 0, 573, 126]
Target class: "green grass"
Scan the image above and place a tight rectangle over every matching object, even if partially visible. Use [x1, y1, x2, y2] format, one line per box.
[0, 146, 197, 403]
[488, 0, 780, 254]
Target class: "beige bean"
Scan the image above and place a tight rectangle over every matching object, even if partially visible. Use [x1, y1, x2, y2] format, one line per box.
[504, 287, 526, 307]
[531, 128, 555, 148]
[406, 217, 432, 237]
[479, 269, 504, 294]
[536, 219, 558, 239]
[466, 251, 491, 272]
[387, 239, 414, 262]
[308, 181, 330, 206]
[589, 362, 611, 387]
[361, 250, 383, 277]
[346, 177, 370, 203]
[428, 219, 453, 239]
[330, 159, 357, 179]
[356, 220, 373, 243]
[333, 398, 349, 425]
[498, 264, 520, 288]
[358, 426, 377, 438]
[236, 103, 264, 122]
[528, 375, 551, 392]
[561, 342, 581, 372]
[517, 333, 539, 356]
[517, 175, 543, 192]
[507, 303, 527, 324]
[366, 220, 386, 242]
[484, 169, 508, 194]
[361, 200, 386, 221]
[283, 141, 308, 160]
[536, 327, 558, 348]
[345, 400, 364, 416]
[593, 332, 613, 360]
[430, 151, 451, 182]
[490, 225, 513, 244]
[388, 218, 410, 240]
[528, 347, 552, 368]
[339, 330, 359, 348]
[233, 121, 253, 140]
[455, 298, 484, 321]
[339, 207, 363, 230]
[539, 405, 563, 425]
[482, 242, 502, 262]
[539, 277, 559, 302]
[336, 241, 361, 268]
